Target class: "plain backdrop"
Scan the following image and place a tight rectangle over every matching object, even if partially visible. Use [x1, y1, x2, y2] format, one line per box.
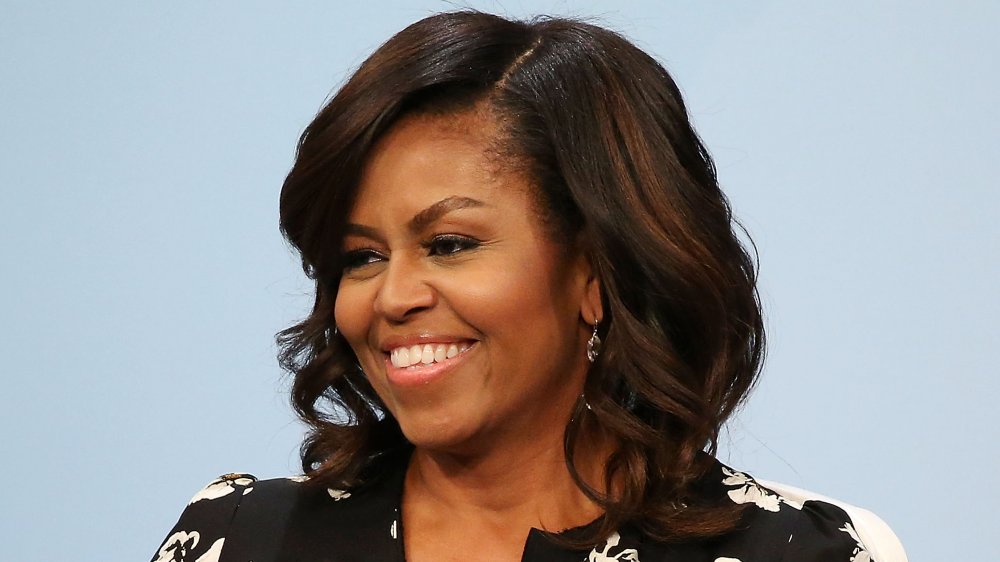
[2, 1, 997, 560]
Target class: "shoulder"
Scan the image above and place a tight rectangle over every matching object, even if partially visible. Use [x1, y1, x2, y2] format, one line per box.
[152, 473, 259, 562]
[578, 460, 901, 562]
[153, 473, 340, 562]
[709, 464, 898, 562]
[153, 468, 402, 562]
[221, 465, 407, 561]
[753, 477, 906, 562]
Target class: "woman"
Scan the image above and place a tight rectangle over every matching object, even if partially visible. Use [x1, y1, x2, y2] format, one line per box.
[153, 11, 880, 562]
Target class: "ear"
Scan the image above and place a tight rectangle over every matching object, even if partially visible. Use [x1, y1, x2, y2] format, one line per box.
[570, 235, 603, 325]
[580, 270, 603, 326]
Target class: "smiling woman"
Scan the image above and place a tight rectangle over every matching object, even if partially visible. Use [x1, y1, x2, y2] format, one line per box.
[335, 111, 599, 463]
[152, 10, 894, 562]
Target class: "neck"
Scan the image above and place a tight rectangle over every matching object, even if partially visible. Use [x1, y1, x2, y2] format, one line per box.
[404, 423, 610, 534]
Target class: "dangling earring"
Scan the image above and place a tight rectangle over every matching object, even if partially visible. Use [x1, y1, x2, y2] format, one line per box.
[586, 320, 602, 363]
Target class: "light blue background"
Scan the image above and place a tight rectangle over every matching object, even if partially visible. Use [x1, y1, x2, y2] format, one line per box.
[2, 1, 996, 560]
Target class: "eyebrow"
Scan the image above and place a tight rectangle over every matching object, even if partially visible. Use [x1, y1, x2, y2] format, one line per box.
[342, 196, 487, 243]
[343, 223, 382, 242]
[407, 196, 486, 234]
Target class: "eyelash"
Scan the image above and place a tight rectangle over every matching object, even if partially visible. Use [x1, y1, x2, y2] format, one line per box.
[423, 234, 480, 257]
[341, 234, 481, 272]
[340, 249, 384, 271]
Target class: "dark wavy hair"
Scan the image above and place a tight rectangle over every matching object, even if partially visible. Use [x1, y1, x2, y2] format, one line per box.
[278, 11, 764, 546]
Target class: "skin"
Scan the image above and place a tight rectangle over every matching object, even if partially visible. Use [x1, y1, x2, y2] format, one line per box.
[334, 109, 605, 561]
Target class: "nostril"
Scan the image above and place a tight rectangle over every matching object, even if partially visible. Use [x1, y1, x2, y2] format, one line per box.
[373, 264, 436, 320]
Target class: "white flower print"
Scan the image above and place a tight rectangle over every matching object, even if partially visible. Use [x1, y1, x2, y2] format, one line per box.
[287, 475, 309, 483]
[588, 531, 640, 561]
[721, 467, 802, 512]
[194, 538, 225, 562]
[327, 488, 352, 501]
[153, 531, 200, 562]
[188, 474, 256, 505]
[839, 522, 873, 562]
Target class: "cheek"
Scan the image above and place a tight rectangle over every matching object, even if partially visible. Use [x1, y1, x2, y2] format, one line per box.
[334, 285, 372, 354]
[445, 253, 578, 336]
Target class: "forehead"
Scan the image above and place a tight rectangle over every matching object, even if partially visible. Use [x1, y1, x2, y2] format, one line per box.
[353, 111, 525, 214]
[367, 111, 500, 175]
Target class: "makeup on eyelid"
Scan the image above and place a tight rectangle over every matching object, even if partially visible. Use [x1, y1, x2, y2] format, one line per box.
[340, 233, 484, 273]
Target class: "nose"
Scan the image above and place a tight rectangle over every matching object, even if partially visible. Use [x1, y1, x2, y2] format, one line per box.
[372, 254, 436, 322]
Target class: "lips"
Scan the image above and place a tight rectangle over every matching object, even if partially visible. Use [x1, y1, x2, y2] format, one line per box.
[379, 337, 477, 387]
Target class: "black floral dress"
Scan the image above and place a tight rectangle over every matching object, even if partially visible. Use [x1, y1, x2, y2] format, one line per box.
[152, 455, 875, 562]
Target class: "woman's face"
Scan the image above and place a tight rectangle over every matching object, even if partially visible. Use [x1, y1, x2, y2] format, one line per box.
[335, 110, 599, 455]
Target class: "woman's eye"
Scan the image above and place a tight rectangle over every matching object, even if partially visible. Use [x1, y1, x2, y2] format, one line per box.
[426, 235, 480, 257]
[341, 249, 385, 271]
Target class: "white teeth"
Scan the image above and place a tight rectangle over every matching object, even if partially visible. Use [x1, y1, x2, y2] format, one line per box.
[393, 347, 409, 368]
[388, 341, 470, 368]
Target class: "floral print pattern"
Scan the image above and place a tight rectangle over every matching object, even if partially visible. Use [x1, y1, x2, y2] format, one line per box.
[588, 531, 640, 561]
[194, 539, 224, 562]
[153, 533, 223, 562]
[153, 531, 200, 562]
[840, 522, 874, 562]
[721, 466, 802, 512]
[326, 488, 352, 501]
[153, 474, 256, 561]
[187, 473, 255, 505]
[153, 460, 881, 561]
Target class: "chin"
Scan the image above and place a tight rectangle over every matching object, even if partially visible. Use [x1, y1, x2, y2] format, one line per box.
[395, 411, 488, 456]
